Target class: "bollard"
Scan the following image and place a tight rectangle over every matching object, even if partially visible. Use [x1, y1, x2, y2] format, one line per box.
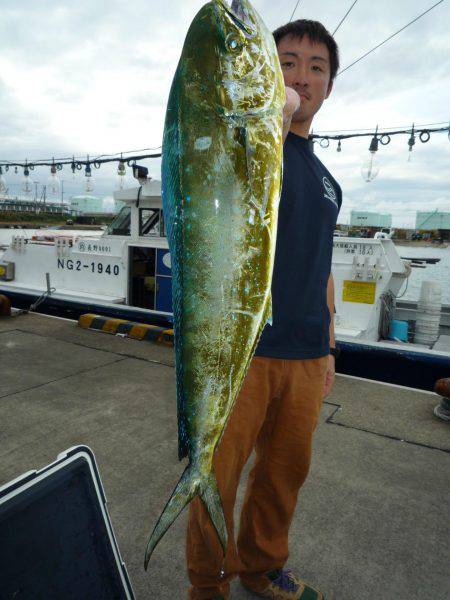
[0, 294, 11, 317]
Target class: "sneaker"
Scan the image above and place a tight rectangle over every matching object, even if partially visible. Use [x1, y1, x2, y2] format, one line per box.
[244, 568, 325, 599]
[434, 401, 450, 422]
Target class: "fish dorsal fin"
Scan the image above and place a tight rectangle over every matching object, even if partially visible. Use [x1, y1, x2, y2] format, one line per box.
[162, 76, 189, 461]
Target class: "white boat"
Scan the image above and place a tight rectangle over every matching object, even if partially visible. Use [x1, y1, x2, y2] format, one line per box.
[0, 227, 105, 248]
[1, 177, 449, 389]
[0, 179, 172, 324]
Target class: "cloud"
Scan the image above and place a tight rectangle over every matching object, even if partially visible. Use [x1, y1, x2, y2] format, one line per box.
[0, 0, 449, 227]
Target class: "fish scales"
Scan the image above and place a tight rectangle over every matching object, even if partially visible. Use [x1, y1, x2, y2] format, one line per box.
[145, 0, 285, 568]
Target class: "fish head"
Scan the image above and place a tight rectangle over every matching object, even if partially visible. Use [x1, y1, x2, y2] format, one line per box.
[215, 0, 284, 117]
[180, 0, 284, 119]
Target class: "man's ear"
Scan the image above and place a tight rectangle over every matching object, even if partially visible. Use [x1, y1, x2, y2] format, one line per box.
[325, 79, 334, 99]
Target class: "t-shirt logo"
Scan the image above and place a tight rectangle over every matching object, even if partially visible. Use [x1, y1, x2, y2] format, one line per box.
[322, 177, 338, 208]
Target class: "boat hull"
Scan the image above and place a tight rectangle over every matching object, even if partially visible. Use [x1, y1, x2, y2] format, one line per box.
[336, 339, 450, 392]
[3, 286, 448, 392]
[0, 288, 172, 327]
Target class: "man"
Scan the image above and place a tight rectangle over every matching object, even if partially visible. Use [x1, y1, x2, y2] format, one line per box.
[187, 19, 341, 600]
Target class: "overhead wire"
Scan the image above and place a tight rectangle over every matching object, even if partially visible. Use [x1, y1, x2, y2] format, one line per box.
[1, 0, 448, 167]
[289, 0, 302, 22]
[338, 0, 445, 75]
[332, 0, 360, 36]
[1, 124, 447, 169]
[91, 146, 162, 161]
[311, 124, 447, 142]
[316, 121, 449, 134]
[0, 147, 163, 166]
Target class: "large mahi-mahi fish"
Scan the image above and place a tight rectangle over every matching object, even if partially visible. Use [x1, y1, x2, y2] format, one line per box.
[144, 0, 285, 568]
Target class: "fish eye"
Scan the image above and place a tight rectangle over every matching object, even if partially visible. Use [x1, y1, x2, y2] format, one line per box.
[225, 33, 243, 52]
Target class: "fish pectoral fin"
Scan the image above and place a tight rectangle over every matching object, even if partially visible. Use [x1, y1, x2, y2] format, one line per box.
[144, 466, 199, 569]
[200, 470, 228, 555]
[265, 293, 273, 327]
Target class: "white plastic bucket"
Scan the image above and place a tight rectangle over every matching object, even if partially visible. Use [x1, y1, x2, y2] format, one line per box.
[415, 280, 442, 347]
[419, 280, 442, 304]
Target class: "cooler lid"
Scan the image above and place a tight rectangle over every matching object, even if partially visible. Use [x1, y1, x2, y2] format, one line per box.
[0, 445, 135, 599]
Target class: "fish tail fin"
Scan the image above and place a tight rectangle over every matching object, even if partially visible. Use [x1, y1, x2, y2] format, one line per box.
[144, 467, 228, 570]
[144, 466, 199, 570]
[200, 470, 228, 555]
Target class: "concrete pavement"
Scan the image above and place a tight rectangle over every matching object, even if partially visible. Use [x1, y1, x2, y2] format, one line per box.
[0, 312, 448, 599]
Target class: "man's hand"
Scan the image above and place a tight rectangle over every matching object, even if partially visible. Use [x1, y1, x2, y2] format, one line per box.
[282, 86, 300, 142]
[323, 354, 335, 398]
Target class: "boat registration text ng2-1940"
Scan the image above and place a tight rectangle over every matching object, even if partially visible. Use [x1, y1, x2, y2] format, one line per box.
[57, 259, 120, 276]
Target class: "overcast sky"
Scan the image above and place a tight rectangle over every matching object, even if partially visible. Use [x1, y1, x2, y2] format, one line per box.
[0, 0, 449, 226]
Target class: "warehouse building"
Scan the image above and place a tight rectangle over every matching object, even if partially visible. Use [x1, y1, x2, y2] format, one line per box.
[70, 195, 104, 214]
[350, 211, 392, 228]
[416, 211, 450, 230]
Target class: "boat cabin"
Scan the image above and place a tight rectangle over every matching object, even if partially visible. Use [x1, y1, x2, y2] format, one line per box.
[109, 179, 171, 312]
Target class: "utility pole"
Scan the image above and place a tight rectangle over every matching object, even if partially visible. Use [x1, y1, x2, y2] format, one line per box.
[33, 181, 39, 214]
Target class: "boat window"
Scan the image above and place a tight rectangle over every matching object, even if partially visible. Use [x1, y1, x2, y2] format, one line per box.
[139, 209, 161, 237]
[106, 206, 131, 236]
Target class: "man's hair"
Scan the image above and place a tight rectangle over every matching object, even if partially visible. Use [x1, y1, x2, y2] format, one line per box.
[273, 19, 340, 82]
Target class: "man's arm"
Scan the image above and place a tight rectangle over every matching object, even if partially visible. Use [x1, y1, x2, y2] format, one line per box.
[327, 273, 335, 348]
[323, 273, 336, 397]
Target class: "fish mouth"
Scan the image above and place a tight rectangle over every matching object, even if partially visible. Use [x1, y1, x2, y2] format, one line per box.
[219, 0, 256, 37]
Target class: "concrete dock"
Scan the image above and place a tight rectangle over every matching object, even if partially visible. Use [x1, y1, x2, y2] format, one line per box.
[0, 312, 449, 600]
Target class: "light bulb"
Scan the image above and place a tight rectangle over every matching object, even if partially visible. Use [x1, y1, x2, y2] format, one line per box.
[361, 151, 380, 183]
[71, 158, 77, 181]
[22, 176, 32, 194]
[85, 161, 94, 192]
[85, 175, 94, 193]
[115, 160, 127, 190]
[407, 124, 415, 163]
[115, 175, 125, 190]
[48, 168, 60, 196]
[22, 166, 32, 195]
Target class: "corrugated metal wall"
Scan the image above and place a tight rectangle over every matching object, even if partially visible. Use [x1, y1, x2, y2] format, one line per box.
[415, 211, 450, 230]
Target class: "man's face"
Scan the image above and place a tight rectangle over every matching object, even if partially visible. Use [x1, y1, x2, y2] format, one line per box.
[278, 34, 333, 124]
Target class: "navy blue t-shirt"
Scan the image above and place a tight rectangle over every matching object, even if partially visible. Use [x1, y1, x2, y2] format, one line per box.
[255, 131, 342, 359]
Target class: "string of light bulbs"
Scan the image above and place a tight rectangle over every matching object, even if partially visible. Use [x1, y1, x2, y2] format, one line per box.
[0, 123, 448, 195]
[311, 124, 449, 183]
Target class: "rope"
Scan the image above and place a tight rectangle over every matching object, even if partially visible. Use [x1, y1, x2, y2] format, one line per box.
[379, 290, 396, 339]
[28, 287, 56, 313]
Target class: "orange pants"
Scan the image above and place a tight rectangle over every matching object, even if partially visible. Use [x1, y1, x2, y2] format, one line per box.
[186, 355, 328, 599]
